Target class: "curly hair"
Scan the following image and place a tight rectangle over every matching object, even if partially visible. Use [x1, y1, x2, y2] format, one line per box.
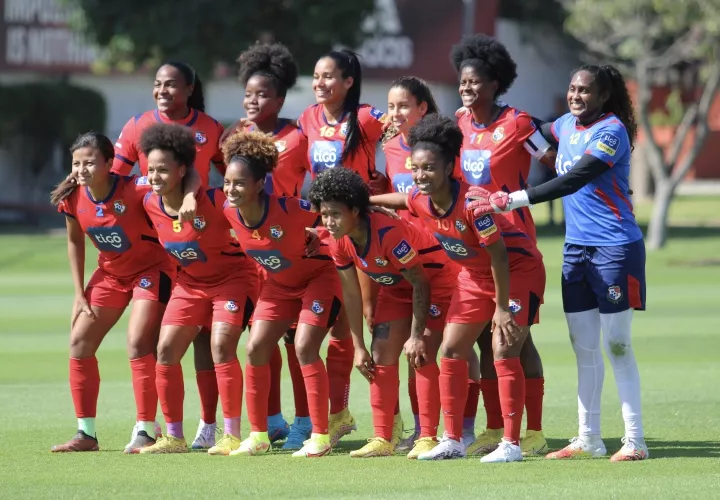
[237, 42, 298, 98]
[308, 167, 370, 215]
[50, 132, 114, 206]
[222, 130, 278, 182]
[574, 64, 638, 150]
[407, 114, 464, 167]
[139, 123, 196, 167]
[450, 34, 518, 97]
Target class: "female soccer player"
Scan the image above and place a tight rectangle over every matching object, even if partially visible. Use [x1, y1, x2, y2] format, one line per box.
[450, 34, 553, 456]
[219, 130, 343, 458]
[137, 123, 258, 455]
[112, 61, 228, 449]
[309, 168, 455, 459]
[50, 132, 199, 453]
[466, 64, 648, 462]
[371, 114, 546, 463]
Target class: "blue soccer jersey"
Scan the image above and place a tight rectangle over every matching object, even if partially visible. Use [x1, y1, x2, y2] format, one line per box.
[551, 113, 643, 246]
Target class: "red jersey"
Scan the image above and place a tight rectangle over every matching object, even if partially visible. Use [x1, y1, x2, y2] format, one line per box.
[224, 195, 336, 287]
[112, 109, 225, 187]
[58, 175, 168, 279]
[143, 188, 256, 287]
[298, 104, 386, 183]
[457, 106, 548, 240]
[406, 180, 542, 281]
[327, 212, 454, 294]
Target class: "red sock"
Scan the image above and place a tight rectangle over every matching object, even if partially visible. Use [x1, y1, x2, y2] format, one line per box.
[130, 354, 157, 422]
[408, 374, 419, 416]
[439, 358, 468, 442]
[464, 379, 481, 418]
[370, 364, 399, 441]
[285, 343, 309, 417]
[327, 338, 353, 414]
[415, 362, 440, 438]
[300, 360, 329, 434]
[69, 357, 100, 418]
[156, 363, 184, 424]
[525, 377, 544, 431]
[481, 378, 503, 430]
[495, 358, 525, 445]
[195, 369, 218, 424]
[268, 345, 282, 416]
[216, 360, 243, 421]
[245, 363, 269, 432]
[394, 396, 400, 416]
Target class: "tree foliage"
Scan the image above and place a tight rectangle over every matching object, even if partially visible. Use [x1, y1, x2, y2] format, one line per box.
[563, 0, 720, 249]
[65, 0, 376, 76]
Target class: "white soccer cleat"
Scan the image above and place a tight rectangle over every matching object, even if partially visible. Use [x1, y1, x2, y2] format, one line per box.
[417, 433, 466, 460]
[546, 436, 607, 459]
[480, 439, 523, 463]
[191, 420, 218, 450]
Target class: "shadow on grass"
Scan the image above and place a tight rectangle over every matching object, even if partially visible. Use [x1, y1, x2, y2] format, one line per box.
[545, 437, 720, 459]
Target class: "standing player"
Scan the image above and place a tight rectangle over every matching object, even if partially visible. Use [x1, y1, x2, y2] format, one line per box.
[370, 115, 546, 463]
[220, 131, 341, 458]
[137, 123, 258, 455]
[450, 34, 553, 455]
[111, 61, 226, 449]
[466, 64, 648, 461]
[309, 168, 456, 459]
[49, 132, 199, 453]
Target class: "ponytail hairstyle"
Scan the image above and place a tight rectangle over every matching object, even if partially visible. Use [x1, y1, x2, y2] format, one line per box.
[383, 76, 439, 144]
[574, 64, 637, 150]
[50, 132, 114, 206]
[320, 50, 365, 163]
[238, 42, 298, 98]
[407, 114, 464, 176]
[222, 130, 279, 182]
[162, 60, 205, 112]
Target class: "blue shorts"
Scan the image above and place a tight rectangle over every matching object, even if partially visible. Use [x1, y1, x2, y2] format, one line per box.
[561, 239, 646, 314]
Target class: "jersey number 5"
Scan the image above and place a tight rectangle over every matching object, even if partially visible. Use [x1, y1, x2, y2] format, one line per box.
[173, 220, 182, 232]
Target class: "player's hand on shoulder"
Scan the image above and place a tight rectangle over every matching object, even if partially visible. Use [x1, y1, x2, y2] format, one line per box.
[220, 118, 255, 144]
[465, 187, 509, 216]
[368, 205, 400, 220]
[304, 228, 322, 257]
[178, 195, 197, 223]
[455, 106, 470, 118]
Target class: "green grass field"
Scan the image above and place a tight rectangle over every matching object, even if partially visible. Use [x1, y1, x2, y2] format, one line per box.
[1, 198, 719, 499]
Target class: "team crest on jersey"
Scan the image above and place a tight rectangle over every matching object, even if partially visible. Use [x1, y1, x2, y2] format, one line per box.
[193, 216, 207, 231]
[269, 225, 284, 240]
[429, 304, 442, 318]
[311, 300, 324, 315]
[113, 200, 126, 215]
[195, 131, 208, 144]
[224, 300, 239, 313]
[375, 257, 388, 267]
[607, 285, 623, 303]
[138, 277, 152, 289]
[340, 122, 348, 137]
[509, 299, 522, 314]
[275, 141, 287, 153]
[492, 127, 505, 143]
[455, 219, 468, 232]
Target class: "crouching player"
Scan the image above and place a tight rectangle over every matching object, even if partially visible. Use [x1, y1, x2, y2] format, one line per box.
[370, 115, 546, 462]
[309, 168, 456, 459]
[138, 123, 258, 454]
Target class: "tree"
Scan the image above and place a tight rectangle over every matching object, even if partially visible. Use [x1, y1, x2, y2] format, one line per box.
[65, 0, 376, 76]
[562, 0, 720, 249]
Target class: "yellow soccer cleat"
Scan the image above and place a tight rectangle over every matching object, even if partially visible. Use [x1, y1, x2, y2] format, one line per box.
[328, 408, 357, 446]
[292, 433, 332, 458]
[229, 432, 271, 457]
[406, 437, 438, 460]
[139, 435, 188, 454]
[465, 428, 503, 456]
[520, 430, 548, 457]
[349, 437, 394, 458]
[208, 434, 241, 456]
[391, 413, 404, 448]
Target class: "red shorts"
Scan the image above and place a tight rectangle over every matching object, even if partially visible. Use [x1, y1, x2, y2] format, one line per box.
[446, 265, 546, 326]
[162, 276, 258, 328]
[252, 268, 342, 328]
[86, 265, 175, 309]
[373, 284, 453, 332]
